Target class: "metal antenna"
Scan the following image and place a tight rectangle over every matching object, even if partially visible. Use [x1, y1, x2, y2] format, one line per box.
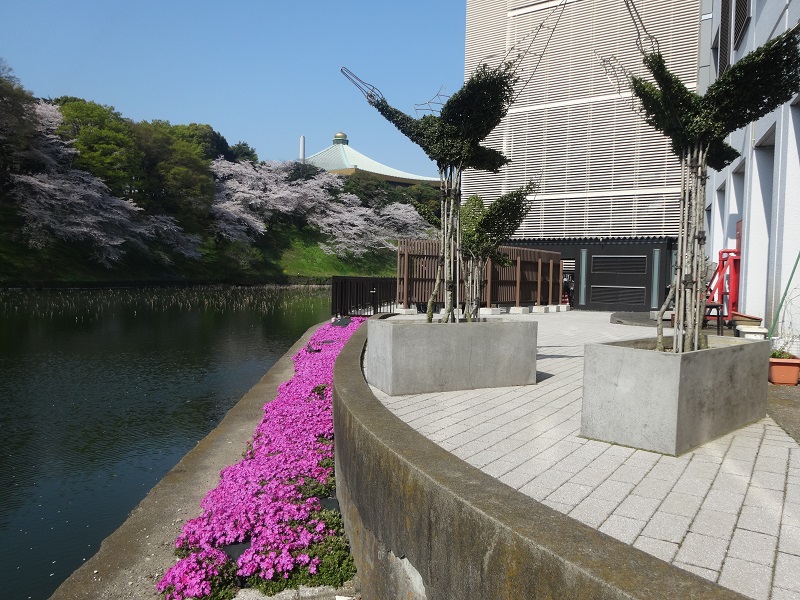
[487, 0, 570, 102]
[624, 0, 660, 56]
[414, 85, 450, 117]
[341, 67, 385, 104]
[413, 0, 572, 117]
[597, 52, 644, 113]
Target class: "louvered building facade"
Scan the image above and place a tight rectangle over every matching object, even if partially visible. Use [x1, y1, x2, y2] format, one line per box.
[463, 0, 705, 311]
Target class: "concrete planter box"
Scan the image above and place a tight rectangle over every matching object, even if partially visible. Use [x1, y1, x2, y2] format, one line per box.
[581, 336, 769, 455]
[365, 318, 537, 395]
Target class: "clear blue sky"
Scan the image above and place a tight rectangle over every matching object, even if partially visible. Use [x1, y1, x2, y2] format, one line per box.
[1, 0, 466, 177]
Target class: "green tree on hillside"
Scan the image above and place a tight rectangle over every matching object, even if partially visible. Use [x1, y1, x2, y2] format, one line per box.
[131, 120, 215, 231]
[53, 98, 141, 197]
[172, 123, 231, 160]
[229, 141, 259, 164]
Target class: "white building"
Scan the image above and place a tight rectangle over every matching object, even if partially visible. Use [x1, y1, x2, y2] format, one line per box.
[463, 0, 706, 311]
[705, 0, 800, 352]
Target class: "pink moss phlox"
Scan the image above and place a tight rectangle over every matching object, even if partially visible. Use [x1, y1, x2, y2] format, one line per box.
[157, 548, 230, 600]
[158, 318, 365, 599]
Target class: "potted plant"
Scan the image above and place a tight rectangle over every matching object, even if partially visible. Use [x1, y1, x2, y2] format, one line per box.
[769, 349, 800, 386]
[581, 3, 800, 455]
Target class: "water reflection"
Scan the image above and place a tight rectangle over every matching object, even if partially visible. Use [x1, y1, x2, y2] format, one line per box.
[0, 286, 331, 600]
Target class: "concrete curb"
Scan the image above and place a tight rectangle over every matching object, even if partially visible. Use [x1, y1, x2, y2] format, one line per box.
[332, 319, 747, 599]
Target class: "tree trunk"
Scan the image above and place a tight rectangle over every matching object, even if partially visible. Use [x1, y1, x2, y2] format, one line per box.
[665, 142, 709, 353]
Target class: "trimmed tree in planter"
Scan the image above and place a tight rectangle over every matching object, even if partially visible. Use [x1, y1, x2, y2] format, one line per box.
[624, 12, 800, 352]
[461, 185, 536, 321]
[581, 6, 800, 455]
[341, 1, 566, 323]
[342, 63, 530, 323]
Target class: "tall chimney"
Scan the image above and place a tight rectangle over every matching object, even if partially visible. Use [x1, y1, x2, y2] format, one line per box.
[299, 135, 305, 163]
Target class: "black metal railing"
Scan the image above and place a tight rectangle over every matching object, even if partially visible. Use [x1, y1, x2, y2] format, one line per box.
[331, 276, 397, 316]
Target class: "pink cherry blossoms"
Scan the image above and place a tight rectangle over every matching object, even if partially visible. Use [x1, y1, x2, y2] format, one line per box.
[157, 317, 365, 600]
[210, 158, 431, 257]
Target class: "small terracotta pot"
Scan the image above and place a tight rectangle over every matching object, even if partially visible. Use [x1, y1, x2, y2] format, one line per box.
[768, 356, 800, 386]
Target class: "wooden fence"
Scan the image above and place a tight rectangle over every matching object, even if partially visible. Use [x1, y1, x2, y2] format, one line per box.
[396, 239, 562, 309]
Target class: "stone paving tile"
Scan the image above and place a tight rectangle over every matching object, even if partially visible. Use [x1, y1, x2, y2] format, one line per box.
[541, 498, 573, 513]
[480, 459, 515, 478]
[780, 523, 800, 555]
[546, 482, 593, 508]
[727, 529, 777, 565]
[647, 459, 689, 481]
[744, 485, 785, 508]
[608, 462, 653, 485]
[684, 459, 722, 480]
[689, 508, 739, 539]
[589, 479, 636, 504]
[726, 447, 761, 462]
[718, 557, 771, 600]
[640, 511, 691, 544]
[371, 311, 800, 600]
[462, 449, 507, 468]
[552, 451, 596, 475]
[631, 476, 676, 501]
[694, 443, 730, 461]
[772, 588, 800, 600]
[738, 505, 782, 536]
[673, 561, 719, 582]
[613, 494, 661, 521]
[633, 536, 678, 562]
[603, 444, 636, 458]
[719, 458, 756, 476]
[671, 475, 714, 497]
[781, 502, 800, 526]
[754, 455, 790, 475]
[656, 492, 701, 519]
[599, 514, 646, 544]
[674, 532, 729, 571]
[569, 497, 617, 528]
[569, 464, 614, 487]
[775, 553, 800, 593]
[628, 450, 661, 466]
[788, 483, 800, 505]
[498, 468, 538, 490]
[711, 472, 751, 495]
[758, 444, 791, 460]
[701, 488, 746, 514]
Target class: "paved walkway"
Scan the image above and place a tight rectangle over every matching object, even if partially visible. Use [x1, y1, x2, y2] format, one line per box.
[371, 311, 800, 600]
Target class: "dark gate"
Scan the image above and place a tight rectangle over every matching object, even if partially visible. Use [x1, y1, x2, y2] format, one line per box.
[331, 276, 397, 316]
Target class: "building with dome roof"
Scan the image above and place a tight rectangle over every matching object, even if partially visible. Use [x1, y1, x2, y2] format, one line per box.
[305, 133, 438, 186]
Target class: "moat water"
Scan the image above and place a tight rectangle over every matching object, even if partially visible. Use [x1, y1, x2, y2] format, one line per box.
[0, 286, 331, 600]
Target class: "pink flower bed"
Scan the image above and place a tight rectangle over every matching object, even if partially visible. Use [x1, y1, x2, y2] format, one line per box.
[158, 318, 365, 600]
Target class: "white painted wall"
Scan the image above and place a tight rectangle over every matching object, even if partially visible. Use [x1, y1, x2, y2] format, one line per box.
[706, 0, 800, 348]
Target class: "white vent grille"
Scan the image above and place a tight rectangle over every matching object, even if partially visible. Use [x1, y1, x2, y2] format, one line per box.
[464, 0, 701, 239]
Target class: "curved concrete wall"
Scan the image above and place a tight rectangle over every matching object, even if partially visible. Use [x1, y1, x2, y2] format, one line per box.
[332, 322, 746, 600]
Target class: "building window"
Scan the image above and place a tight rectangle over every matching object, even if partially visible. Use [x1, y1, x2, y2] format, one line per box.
[718, 0, 731, 74]
[591, 255, 647, 274]
[733, 0, 751, 50]
[590, 286, 647, 305]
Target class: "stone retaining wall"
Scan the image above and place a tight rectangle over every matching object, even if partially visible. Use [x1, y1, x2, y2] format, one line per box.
[332, 322, 746, 600]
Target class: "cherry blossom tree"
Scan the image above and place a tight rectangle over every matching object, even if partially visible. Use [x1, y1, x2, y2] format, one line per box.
[210, 157, 431, 257]
[10, 101, 201, 266]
